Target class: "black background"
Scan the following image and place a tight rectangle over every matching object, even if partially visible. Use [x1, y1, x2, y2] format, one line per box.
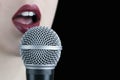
[52, 0, 80, 80]
[51, 0, 115, 80]
[51, 0, 99, 79]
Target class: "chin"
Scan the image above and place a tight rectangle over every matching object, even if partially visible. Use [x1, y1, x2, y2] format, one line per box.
[12, 48, 20, 57]
[4, 45, 20, 56]
[9, 50, 20, 57]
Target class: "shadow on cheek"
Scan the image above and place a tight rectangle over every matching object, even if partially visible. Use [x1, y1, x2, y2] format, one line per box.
[0, 46, 21, 57]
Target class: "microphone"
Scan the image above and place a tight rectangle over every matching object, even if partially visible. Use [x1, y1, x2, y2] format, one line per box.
[19, 26, 62, 80]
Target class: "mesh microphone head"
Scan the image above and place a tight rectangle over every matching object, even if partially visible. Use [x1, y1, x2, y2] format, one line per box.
[19, 26, 62, 69]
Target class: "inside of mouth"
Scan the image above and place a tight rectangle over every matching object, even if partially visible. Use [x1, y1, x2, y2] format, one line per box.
[13, 15, 39, 24]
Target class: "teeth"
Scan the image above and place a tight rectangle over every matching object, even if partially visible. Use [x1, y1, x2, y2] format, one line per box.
[21, 11, 35, 16]
[29, 12, 35, 16]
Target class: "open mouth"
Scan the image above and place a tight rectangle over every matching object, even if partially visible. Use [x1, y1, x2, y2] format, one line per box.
[12, 4, 41, 33]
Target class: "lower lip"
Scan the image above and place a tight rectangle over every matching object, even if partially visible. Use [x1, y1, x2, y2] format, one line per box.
[12, 4, 41, 33]
[13, 22, 40, 33]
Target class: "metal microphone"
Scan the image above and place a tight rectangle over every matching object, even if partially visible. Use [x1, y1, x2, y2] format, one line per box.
[19, 26, 62, 80]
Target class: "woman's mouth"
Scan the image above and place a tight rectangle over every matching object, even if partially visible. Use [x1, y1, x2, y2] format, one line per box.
[12, 4, 41, 33]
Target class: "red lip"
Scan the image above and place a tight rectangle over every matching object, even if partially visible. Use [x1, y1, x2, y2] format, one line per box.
[12, 4, 41, 33]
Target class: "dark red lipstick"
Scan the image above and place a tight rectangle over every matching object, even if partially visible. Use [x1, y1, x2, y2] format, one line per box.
[12, 4, 41, 33]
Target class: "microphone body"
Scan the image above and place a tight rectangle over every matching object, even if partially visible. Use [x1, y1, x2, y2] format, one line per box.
[19, 26, 62, 80]
[26, 69, 54, 80]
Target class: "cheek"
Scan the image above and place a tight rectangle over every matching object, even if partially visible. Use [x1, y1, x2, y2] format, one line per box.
[39, 2, 58, 26]
[0, 29, 21, 55]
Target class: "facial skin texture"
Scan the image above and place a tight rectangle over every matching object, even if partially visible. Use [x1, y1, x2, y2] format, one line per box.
[0, 0, 58, 80]
[0, 0, 58, 55]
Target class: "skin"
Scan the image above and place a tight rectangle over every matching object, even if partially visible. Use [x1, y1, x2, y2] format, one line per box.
[0, 0, 58, 80]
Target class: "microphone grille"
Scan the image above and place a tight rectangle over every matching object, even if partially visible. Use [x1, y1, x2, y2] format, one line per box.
[20, 26, 62, 69]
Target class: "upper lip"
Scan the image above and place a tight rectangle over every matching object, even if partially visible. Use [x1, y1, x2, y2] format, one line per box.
[12, 4, 41, 33]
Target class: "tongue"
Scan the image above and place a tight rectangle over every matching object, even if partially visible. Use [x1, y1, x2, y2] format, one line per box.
[14, 17, 33, 24]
